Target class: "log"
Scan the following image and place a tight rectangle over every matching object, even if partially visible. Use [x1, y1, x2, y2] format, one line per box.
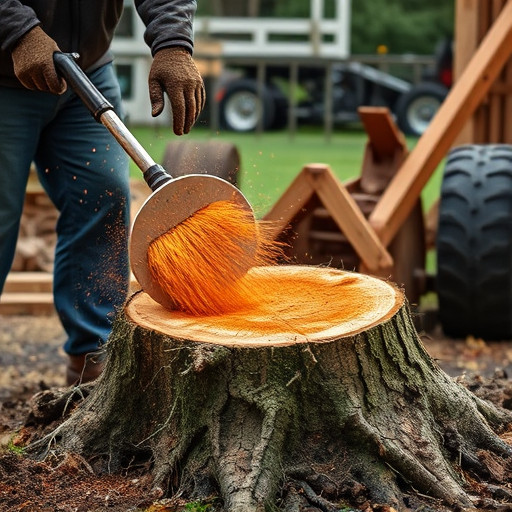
[28, 266, 512, 511]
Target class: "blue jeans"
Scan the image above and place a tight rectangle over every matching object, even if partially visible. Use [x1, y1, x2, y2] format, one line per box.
[0, 63, 130, 356]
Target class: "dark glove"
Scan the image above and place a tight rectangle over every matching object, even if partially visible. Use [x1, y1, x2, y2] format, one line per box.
[11, 26, 66, 95]
[149, 47, 205, 135]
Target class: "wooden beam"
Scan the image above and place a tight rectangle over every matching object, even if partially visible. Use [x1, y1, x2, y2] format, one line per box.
[358, 107, 408, 195]
[263, 166, 317, 238]
[264, 164, 393, 273]
[488, 0, 507, 142]
[369, 0, 512, 246]
[358, 107, 407, 160]
[505, 49, 512, 142]
[3, 271, 52, 293]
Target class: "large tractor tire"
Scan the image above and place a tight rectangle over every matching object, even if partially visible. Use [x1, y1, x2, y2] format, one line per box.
[436, 144, 512, 340]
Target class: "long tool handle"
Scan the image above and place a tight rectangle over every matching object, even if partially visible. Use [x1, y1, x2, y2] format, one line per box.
[53, 52, 171, 191]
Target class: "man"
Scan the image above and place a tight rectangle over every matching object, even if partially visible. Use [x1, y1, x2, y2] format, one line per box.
[0, 0, 205, 385]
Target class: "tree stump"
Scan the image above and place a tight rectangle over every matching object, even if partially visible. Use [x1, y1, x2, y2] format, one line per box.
[30, 266, 512, 511]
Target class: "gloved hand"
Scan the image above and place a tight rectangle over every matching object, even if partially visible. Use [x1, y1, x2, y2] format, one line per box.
[149, 47, 205, 135]
[11, 26, 66, 95]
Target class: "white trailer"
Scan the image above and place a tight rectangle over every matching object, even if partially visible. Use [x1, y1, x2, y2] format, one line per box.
[111, 0, 443, 134]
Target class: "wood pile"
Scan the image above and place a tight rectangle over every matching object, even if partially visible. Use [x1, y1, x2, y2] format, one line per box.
[11, 191, 57, 273]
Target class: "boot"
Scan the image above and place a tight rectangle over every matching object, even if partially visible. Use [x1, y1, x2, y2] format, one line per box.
[66, 353, 105, 386]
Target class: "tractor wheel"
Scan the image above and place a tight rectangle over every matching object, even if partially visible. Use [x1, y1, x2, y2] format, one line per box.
[395, 82, 448, 137]
[218, 79, 276, 132]
[436, 144, 512, 340]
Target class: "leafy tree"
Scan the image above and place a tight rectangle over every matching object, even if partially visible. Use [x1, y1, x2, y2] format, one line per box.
[350, 0, 454, 54]
[196, 0, 455, 55]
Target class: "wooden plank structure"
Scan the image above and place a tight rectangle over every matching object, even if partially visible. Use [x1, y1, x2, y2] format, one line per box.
[264, 107, 427, 304]
[1, 272, 54, 316]
[369, 0, 512, 247]
[1, 272, 140, 316]
[454, 0, 512, 145]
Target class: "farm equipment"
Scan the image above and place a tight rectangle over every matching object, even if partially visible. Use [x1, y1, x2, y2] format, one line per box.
[214, 60, 415, 133]
[111, 0, 444, 134]
[393, 38, 453, 137]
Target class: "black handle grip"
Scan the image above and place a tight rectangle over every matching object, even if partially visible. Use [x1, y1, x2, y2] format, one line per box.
[53, 52, 113, 122]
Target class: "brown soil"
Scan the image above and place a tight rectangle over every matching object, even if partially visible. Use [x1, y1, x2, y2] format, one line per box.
[2, 311, 512, 512]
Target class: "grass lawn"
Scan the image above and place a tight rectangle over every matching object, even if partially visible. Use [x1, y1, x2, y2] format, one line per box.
[129, 124, 443, 218]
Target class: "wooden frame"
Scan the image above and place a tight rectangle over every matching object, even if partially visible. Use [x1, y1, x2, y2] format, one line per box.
[264, 163, 393, 274]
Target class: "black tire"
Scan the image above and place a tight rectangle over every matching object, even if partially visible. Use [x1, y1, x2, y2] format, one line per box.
[395, 82, 449, 136]
[436, 144, 512, 340]
[268, 84, 288, 130]
[218, 79, 276, 132]
[162, 140, 241, 187]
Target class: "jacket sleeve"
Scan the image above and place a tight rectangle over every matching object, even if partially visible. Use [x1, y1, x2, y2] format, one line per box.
[135, 0, 196, 56]
[0, 0, 40, 52]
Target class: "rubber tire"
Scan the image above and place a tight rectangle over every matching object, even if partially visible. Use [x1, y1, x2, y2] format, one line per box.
[162, 140, 241, 187]
[395, 82, 449, 137]
[219, 79, 275, 132]
[436, 144, 512, 340]
[267, 84, 288, 130]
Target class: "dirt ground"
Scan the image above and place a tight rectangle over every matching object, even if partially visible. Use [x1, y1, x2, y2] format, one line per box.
[3, 311, 512, 512]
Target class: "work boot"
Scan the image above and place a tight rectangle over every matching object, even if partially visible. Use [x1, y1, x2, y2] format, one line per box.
[66, 352, 105, 386]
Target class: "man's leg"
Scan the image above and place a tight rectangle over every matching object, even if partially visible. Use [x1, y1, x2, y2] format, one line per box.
[35, 63, 131, 384]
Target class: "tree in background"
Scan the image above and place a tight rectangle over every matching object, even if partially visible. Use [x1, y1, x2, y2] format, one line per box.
[350, 0, 454, 54]
[197, 0, 455, 56]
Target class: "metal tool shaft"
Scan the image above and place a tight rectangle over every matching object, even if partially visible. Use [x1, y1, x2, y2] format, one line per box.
[100, 110, 157, 173]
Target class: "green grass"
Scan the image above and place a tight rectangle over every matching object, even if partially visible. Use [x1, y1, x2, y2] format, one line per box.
[128, 124, 443, 219]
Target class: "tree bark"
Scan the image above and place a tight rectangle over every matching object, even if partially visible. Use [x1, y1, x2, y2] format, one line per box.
[29, 266, 512, 511]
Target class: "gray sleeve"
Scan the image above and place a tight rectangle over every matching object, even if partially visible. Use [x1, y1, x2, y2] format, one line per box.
[0, 0, 40, 52]
[134, 0, 196, 56]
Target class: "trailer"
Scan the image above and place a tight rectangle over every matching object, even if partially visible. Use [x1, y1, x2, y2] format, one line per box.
[194, 0, 445, 135]
[111, 0, 444, 135]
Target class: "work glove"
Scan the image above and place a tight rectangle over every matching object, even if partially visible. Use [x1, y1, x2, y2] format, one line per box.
[11, 26, 66, 95]
[148, 47, 205, 135]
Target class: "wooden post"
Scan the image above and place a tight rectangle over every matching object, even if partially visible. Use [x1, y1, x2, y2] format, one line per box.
[358, 106, 408, 195]
[453, 0, 480, 145]
[455, 0, 512, 145]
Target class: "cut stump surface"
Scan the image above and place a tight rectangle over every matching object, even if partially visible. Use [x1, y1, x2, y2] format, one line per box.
[30, 266, 512, 512]
[127, 266, 400, 345]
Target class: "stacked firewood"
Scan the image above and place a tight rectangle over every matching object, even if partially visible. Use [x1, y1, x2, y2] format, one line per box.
[12, 191, 57, 272]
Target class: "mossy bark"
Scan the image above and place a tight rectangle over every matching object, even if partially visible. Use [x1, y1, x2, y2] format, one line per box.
[29, 273, 512, 512]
